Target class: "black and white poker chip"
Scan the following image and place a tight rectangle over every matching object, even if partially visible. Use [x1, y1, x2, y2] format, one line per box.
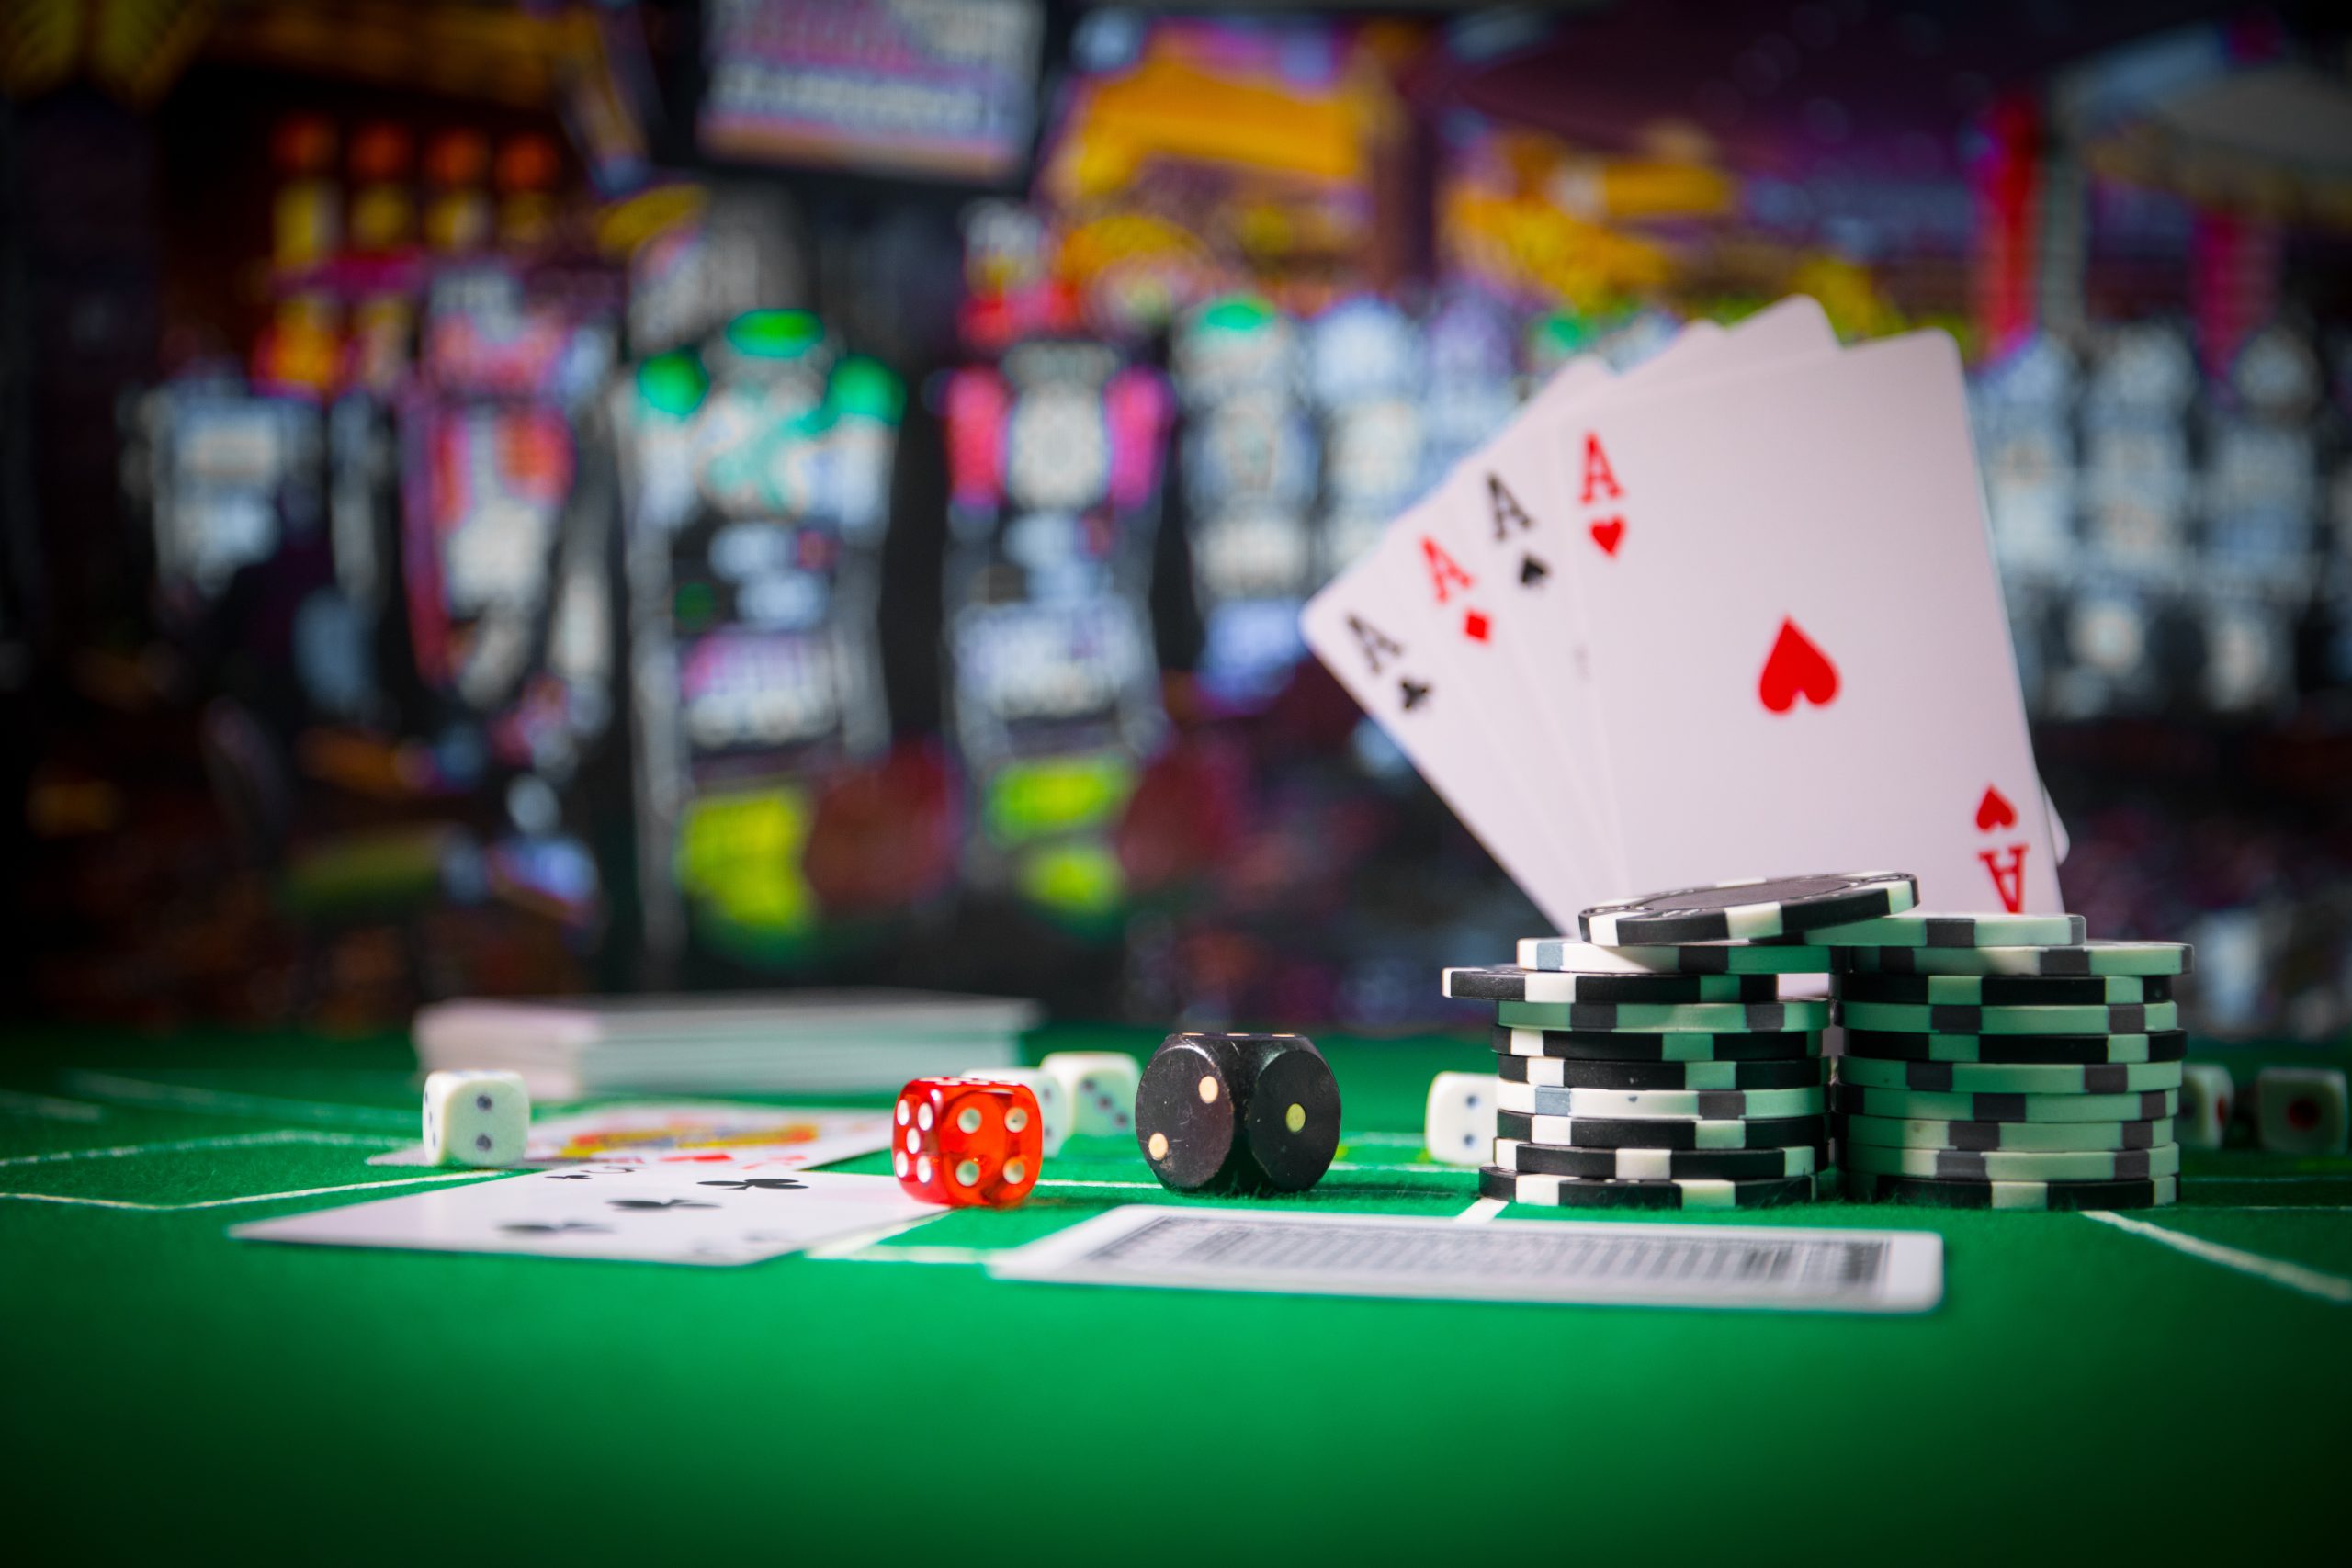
[1497, 1052, 1824, 1092]
[1494, 1026, 1823, 1063]
[1477, 1166, 1826, 1210]
[1578, 872, 1918, 946]
[1492, 1138, 1817, 1182]
[1497, 1108, 1829, 1151]
[1442, 965, 1782, 1004]
[1833, 971, 2172, 1006]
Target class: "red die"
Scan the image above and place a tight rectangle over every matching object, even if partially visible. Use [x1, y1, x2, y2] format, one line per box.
[893, 1077, 1042, 1208]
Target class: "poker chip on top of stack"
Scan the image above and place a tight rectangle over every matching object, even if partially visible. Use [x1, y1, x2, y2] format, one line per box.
[1827, 933, 2195, 1211]
[1441, 873, 1908, 1210]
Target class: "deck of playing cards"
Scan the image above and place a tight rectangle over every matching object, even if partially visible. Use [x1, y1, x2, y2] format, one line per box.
[413, 991, 1040, 1100]
[1303, 298, 2064, 927]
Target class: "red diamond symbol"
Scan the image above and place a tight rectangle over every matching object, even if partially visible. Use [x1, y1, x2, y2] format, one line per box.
[1464, 611, 1490, 642]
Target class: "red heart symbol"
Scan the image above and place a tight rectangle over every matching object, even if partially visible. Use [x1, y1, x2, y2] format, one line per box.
[1589, 517, 1624, 556]
[1975, 786, 2018, 832]
[1757, 619, 1838, 714]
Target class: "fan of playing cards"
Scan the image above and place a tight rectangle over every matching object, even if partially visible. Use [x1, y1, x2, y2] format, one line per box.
[1303, 297, 2066, 931]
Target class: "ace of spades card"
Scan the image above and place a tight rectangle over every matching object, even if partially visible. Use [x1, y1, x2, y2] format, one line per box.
[1552, 329, 2061, 914]
[233, 1167, 943, 1267]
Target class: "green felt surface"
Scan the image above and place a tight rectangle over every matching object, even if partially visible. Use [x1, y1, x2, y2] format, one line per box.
[3, 1024, 2348, 1564]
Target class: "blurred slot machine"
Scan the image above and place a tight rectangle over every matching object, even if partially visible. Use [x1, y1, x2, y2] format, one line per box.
[1310, 296, 1427, 580]
[2053, 323, 2199, 716]
[1971, 334, 2081, 717]
[1419, 288, 1522, 494]
[1172, 296, 1318, 712]
[398, 265, 617, 918]
[2194, 325, 2321, 716]
[619, 310, 912, 968]
[942, 333, 1171, 928]
[134, 370, 325, 622]
[2324, 342, 2352, 694]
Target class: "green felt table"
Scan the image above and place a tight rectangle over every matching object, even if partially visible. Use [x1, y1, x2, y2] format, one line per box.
[4, 1024, 2347, 1564]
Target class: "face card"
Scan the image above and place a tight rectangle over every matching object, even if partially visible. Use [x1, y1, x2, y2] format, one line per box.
[233, 1167, 941, 1267]
[368, 1101, 897, 1171]
[1554, 330, 2062, 912]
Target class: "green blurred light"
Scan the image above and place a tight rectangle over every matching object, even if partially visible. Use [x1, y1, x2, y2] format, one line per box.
[984, 752, 1137, 843]
[637, 351, 708, 417]
[1201, 295, 1273, 335]
[727, 310, 823, 361]
[831, 356, 904, 423]
[1016, 840, 1125, 917]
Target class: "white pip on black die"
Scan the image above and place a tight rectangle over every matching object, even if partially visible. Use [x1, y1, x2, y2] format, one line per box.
[1040, 1051, 1139, 1137]
[1425, 1072, 1498, 1167]
[423, 1070, 530, 1168]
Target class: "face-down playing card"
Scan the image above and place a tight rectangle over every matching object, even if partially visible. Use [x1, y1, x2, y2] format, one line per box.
[233, 1167, 942, 1266]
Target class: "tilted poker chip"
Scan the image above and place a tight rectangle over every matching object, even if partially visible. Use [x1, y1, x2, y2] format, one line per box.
[1516, 937, 1839, 975]
[1578, 873, 1918, 946]
[1797, 910, 2086, 948]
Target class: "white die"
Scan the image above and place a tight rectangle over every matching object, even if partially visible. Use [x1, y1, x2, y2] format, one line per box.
[959, 1068, 1069, 1156]
[2256, 1066, 2348, 1156]
[1425, 1072, 1498, 1167]
[1038, 1051, 1139, 1138]
[423, 1070, 530, 1168]
[2178, 1062, 2234, 1150]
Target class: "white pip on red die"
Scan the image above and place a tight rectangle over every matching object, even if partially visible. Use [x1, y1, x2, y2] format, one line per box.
[1424, 1072, 1499, 1167]
[959, 1068, 1069, 1156]
[423, 1070, 529, 1168]
[1039, 1051, 1139, 1138]
[2256, 1066, 2348, 1156]
[894, 1077, 1042, 1208]
[2178, 1062, 2234, 1150]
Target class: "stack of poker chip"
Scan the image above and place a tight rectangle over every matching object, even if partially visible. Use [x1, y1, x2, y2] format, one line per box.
[1827, 924, 2194, 1212]
[1442, 873, 1929, 1211]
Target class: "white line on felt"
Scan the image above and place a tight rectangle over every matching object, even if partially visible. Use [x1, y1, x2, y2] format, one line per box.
[0, 1129, 397, 1168]
[60, 1071, 415, 1131]
[1033, 1179, 1161, 1190]
[1340, 1132, 1425, 1147]
[1455, 1198, 1507, 1224]
[2081, 1210, 2352, 1307]
[0, 1171, 491, 1213]
[0, 1089, 106, 1122]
